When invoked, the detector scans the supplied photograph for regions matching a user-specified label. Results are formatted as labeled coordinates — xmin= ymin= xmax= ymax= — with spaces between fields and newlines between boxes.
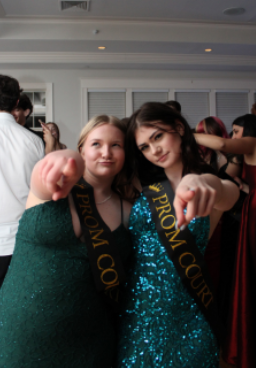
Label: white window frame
xmin=19 ymin=83 xmax=53 ymax=130
xmin=81 ymin=78 xmax=256 ymax=129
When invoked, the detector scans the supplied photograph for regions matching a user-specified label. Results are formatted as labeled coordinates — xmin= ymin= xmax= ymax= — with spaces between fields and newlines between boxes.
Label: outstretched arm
xmin=194 ymin=133 xmax=256 ymax=155
xmin=43 ymin=127 xmax=57 ymax=155
xmin=174 ymin=173 xmax=239 ymax=229
xmin=30 ymin=149 xmax=84 ymax=201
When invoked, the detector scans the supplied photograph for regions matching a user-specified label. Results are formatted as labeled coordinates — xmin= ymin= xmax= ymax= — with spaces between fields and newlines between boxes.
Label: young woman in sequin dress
xmin=117 ymin=102 xmax=239 ymax=368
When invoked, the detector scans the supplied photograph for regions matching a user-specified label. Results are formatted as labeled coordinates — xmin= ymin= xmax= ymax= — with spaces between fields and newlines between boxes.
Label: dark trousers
xmin=0 ymin=255 xmax=12 ymax=288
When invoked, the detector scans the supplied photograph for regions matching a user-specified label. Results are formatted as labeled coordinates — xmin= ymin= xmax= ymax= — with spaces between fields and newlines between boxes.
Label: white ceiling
xmin=2 ymin=0 xmax=256 ymax=23
xmin=0 ymin=0 xmax=256 ymax=71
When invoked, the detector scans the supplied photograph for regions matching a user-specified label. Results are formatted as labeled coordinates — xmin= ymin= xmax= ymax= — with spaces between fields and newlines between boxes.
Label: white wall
xmin=1 ymin=68 xmax=256 ymax=150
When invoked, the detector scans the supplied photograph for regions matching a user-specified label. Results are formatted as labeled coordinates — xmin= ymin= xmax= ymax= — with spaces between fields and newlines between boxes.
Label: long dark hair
xmin=227 ymin=114 xmax=256 ymax=166
xmin=196 ymin=116 xmax=229 ymax=166
xmin=232 ymin=114 xmax=256 ymax=138
xmin=126 ymin=102 xmax=213 ymax=186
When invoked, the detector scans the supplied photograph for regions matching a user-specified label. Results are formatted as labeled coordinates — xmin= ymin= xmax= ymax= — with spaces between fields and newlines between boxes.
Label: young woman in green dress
xmin=0 ymin=115 xmax=133 ymax=368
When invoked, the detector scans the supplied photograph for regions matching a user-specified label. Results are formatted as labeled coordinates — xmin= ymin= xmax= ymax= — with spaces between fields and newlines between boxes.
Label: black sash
xmin=71 ymin=178 xmax=126 ymax=307
xmin=143 ymin=179 xmax=222 ymax=344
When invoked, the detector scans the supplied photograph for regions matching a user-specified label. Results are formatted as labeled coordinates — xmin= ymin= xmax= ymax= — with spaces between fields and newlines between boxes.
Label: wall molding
xmin=1 ymin=17 xmax=256 ymax=29
xmin=1 ymin=52 xmax=256 ymax=67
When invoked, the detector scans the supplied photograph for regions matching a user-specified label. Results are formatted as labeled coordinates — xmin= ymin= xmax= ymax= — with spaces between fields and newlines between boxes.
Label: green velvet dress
xmin=0 ymin=198 xmax=132 ymax=368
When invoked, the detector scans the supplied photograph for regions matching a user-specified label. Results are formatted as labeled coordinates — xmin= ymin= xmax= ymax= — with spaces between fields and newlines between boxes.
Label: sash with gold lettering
xmin=71 ymin=177 xmax=126 ymax=307
xmin=143 ymin=179 xmax=222 ymax=344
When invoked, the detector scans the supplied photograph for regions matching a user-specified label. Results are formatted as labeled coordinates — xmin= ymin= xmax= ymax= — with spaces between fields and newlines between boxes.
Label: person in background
xmin=194 ymin=114 xmax=256 ymax=368
xmin=251 ymin=102 xmax=256 ymax=115
xmin=0 ymin=75 xmax=44 ymax=287
xmin=12 ymin=93 xmax=44 ymax=142
xmin=165 ymin=100 xmax=181 ymax=113
xmin=195 ymin=116 xmax=244 ymax=323
xmin=195 ymin=117 xmax=229 ymax=172
xmin=41 ymin=121 xmax=67 ymax=154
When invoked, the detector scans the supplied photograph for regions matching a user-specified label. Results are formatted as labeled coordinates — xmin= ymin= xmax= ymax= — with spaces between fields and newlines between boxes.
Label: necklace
xmin=95 ymin=193 xmax=112 ymax=205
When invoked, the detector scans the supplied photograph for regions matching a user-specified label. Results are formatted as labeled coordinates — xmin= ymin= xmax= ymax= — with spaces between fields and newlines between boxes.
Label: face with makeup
xmin=135 ymin=122 xmax=184 ymax=171
xmin=232 ymin=124 xmax=244 ymax=139
xmin=80 ymin=123 xmax=125 ymax=180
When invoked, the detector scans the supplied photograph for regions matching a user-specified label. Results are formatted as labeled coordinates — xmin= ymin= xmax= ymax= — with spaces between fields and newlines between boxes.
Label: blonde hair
xmin=77 ymin=115 xmax=137 ymax=200
xmin=77 ymin=115 xmax=126 ymax=151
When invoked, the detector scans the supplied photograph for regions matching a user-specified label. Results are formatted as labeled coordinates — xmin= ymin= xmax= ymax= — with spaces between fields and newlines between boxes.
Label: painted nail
xmin=175 ymin=220 xmax=179 ymax=230
xmin=180 ymin=224 xmax=187 ymax=231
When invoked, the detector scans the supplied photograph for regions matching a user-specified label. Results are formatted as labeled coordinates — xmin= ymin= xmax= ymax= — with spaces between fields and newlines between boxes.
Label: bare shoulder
xmin=26 ymin=190 xmax=49 ymax=210
xmin=122 ymin=199 xmax=133 ymax=229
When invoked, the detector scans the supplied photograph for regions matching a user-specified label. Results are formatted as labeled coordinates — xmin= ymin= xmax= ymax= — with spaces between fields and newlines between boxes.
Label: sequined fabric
xmin=117 ymin=194 xmax=219 ymax=368
xmin=0 ymin=198 xmax=132 ymax=368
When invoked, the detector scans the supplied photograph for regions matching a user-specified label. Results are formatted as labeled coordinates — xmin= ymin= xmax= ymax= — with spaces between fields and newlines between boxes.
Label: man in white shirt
xmin=0 ymin=75 xmax=44 ymax=287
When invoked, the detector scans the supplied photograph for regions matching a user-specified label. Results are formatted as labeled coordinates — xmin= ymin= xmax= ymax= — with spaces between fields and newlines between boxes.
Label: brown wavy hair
xmin=126 ymin=102 xmax=214 ymax=186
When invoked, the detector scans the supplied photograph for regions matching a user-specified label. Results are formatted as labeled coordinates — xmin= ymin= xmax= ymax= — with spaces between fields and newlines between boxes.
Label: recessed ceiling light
xmin=98 ymin=46 xmax=106 ymax=50
xmin=223 ymin=7 xmax=245 ymax=16
xmin=205 ymin=49 xmax=212 ymax=52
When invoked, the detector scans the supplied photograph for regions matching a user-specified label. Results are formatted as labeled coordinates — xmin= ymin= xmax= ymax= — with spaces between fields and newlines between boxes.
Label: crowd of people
xmin=0 ymin=74 xmax=255 ymax=368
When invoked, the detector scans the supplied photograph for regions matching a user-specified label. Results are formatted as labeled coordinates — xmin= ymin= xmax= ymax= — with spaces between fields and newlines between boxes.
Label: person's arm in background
xmin=43 ymin=126 xmax=56 ymax=154
xmin=194 ymin=133 xmax=256 ymax=155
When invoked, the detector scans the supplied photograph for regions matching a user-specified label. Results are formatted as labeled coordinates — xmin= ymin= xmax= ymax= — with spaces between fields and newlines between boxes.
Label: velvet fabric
xmin=223 ymin=162 xmax=256 ymax=368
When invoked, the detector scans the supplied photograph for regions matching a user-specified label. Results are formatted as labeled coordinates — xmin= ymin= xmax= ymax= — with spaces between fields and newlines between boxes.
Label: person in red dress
xmin=194 ymin=113 xmax=256 ymax=368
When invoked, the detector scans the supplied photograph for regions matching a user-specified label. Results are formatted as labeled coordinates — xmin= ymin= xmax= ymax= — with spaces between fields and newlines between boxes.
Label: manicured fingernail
xmin=189 ymin=187 xmax=195 ymax=192
xmin=180 ymin=224 xmax=187 ymax=231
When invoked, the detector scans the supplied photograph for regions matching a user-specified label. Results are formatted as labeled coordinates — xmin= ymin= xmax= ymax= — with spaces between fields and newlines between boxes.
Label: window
xmin=133 ymin=91 xmax=168 ymax=112
xmin=175 ymin=92 xmax=210 ymax=128
xmin=19 ymin=83 xmax=53 ymax=131
xmin=88 ymin=91 xmax=126 ymax=119
xmin=23 ymin=91 xmax=46 ymax=129
xmin=216 ymin=92 xmax=248 ymax=132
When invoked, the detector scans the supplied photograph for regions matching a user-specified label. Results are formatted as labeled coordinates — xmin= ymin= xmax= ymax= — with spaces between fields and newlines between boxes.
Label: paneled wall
xmin=1 ymin=68 xmax=256 ymax=149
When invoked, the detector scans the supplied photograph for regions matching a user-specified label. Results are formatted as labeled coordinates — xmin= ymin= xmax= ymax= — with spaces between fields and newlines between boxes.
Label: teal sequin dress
xmin=117 ymin=194 xmax=219 ymax=368
xmin=0 ymin=198 xmax=132 ymax=368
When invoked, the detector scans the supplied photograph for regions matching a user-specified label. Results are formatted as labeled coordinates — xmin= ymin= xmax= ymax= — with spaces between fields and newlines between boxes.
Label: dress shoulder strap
xmin=120 ymin=197 xmax=124 ymax=224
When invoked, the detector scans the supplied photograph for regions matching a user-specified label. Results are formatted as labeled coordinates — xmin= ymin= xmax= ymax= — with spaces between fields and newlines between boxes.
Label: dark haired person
xmin=194 ymin=114 xmax=256 ymax=368
xmin=195 ymin=116 xmax=246 ymax=330
xmin=117 ymin=102 xmax=239 ymax=367
xmin=0 ymin=75 xmax=44 ymax=287
xmin=196 ymin=117 xmax=229 ymax=172
xmin=165 ymin=99 xmax=181 ymax=113
xmin=12 ymin=93 xmax=44 ymax=142
xmin=251 ymin=102 xmax=256 ymax=115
